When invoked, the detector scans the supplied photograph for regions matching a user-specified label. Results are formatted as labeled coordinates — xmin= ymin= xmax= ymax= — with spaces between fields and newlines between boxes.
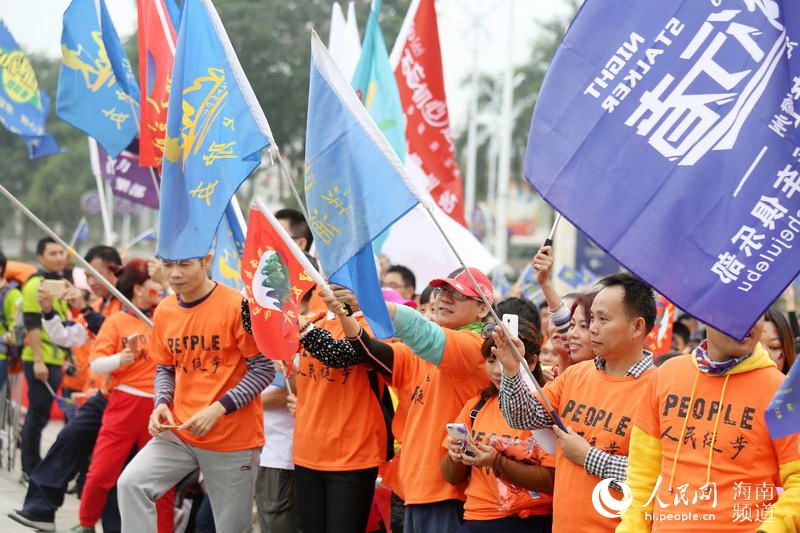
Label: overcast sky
xmin=0 ymin=0 xmax=572 ymax=131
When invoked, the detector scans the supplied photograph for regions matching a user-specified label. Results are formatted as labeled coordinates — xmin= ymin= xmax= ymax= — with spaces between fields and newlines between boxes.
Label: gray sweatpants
xmin=118 ymin=430 xmax=260 ymax=533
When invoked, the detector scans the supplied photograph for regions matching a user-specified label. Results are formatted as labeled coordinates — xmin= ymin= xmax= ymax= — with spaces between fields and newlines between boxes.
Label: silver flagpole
xmin=0 ymin=185 xmax=153 ymax=327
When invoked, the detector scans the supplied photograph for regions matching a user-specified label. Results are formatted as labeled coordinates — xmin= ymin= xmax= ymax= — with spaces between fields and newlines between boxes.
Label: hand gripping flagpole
xmin=419 ymin=199 xmax=567 ymax=431
xmin=0 ymin=184 xmax=153 ymax=328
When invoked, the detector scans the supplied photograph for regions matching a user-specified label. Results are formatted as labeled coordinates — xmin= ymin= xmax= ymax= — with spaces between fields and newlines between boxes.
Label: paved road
xmin=0 ymin=420 xmax=80 ymax=532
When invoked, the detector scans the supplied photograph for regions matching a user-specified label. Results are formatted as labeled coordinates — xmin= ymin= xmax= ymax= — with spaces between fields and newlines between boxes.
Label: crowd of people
xmin=0 ymin=208 xmax=796 ymax=533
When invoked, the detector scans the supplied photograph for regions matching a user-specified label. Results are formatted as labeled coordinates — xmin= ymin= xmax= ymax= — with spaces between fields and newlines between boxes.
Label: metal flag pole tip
xmin=543 ymin=212 xmax=562 ymax=248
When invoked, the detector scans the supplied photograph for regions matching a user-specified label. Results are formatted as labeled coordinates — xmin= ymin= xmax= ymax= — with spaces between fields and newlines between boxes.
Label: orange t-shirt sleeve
xmin=90 ymin=316 xmax=121 ymax=361
xmin=390 ymin=342 xmax=414 ymax=388
xmin=148 ymin=311 xmax=174 ymax=366
xmin=438 ymin=329 xmax=484 ymax=382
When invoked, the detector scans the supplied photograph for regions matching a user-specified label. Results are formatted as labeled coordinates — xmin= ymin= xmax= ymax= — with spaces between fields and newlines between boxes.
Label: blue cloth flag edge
xmin=308 ymin=32 xmax=422 ymax=338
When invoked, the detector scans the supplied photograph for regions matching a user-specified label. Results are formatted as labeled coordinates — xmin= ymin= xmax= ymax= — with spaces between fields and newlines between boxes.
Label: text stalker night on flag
xmin=306 ymin=32 xmax=420 ymax=339
xmin=0 ymin=21 xmax=61 ymax=159
xmin=157 ymin=0 xmax=274 ymax=261
xmin=391 ymin=0 xmax=466 ymax=225
xmin=242 ymin=203 xmax=315 ymax=362
xmin=136 ymin=0 xmax=179 ymax=167
xmin=525 ymin=1 xmax=800 ymax=340
xmin=57 ymin=0 xmax=140 ymax=157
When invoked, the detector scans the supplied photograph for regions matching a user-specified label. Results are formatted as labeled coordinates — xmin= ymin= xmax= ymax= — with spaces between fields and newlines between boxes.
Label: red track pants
xmin=79 ymin=389 xmax=175 ymax=531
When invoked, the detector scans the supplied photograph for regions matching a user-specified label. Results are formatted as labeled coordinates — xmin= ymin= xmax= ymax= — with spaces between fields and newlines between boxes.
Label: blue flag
xmin=526 ymin=1 xmax=800 ymax=339
xmin=157 ymin=0 xmax=274 ymax=261
xmin=212 ymin=202 xmax=246 ymax=290
xmin=351 ymin=0 xmax=406 ymax=160
xmin=306 ymin=33 xmax=420 ymax=339
xmin=0 ymin=21 xmax=61 ymax=158
xmin=766 ymin=358 xmax=800 ymax=439
xmin=57 ymin=0 xmax=140 ymax=157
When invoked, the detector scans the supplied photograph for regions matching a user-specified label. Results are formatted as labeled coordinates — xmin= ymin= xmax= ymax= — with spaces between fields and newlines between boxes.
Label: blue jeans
xmin=21 ymin=361 xmax=62 ymax=474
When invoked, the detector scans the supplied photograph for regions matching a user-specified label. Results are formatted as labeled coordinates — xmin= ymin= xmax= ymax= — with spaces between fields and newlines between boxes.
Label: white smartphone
xmin=502 ymin=313 xmax=519 ymax=337
xmin=445 ymin=423 xmax=476 ymax=455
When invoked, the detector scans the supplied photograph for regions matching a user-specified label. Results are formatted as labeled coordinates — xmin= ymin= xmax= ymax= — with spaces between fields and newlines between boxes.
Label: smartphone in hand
xmin=41 ymin=280 xmax=67 ymax=299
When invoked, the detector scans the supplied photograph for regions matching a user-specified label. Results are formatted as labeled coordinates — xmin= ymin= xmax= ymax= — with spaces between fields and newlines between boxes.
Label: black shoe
xmin=7 ymin=508 xmax=55 ymax=532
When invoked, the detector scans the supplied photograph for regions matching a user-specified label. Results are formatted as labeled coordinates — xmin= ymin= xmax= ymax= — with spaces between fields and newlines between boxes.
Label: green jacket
xmin=0 ymin=284 xmax=21 ymax=361
xmin=20 ymin=275 xmax=69 ymax=365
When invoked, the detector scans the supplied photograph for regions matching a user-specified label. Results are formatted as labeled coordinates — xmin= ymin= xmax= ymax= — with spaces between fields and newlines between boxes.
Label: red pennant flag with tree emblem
xmin=242 ymin=204 xmax=315 ymax=361
xmin=136 ymin=0 xmax=177 ymax=167
xmin=645 ymin=295 xmax=676 ymax=357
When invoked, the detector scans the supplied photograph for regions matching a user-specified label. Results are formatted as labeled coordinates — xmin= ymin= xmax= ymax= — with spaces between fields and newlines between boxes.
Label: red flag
xmin=392 ymin=0 xmax=466 ymax=226
xmin=136 ymin=0 xmax=177 ymax=168
xmin=645 ymin=295 xmax=676 ymax=357
xmin=241 ymin=205 xmax=315 ymax=361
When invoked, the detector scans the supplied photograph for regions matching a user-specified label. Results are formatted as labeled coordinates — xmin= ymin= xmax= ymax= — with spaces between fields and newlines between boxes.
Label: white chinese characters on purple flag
xmin=98 ymin=146 xmax=160 ymax=209
xmin=526 ymin=0 xmax=800 ymax=340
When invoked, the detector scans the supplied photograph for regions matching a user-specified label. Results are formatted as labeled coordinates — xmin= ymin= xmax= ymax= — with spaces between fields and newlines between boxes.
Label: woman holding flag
xmin=69 ymin=259 xmax=174 ymax=533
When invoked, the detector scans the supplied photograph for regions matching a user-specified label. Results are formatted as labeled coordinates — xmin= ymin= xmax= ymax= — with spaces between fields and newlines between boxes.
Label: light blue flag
xmin=306 ymin=33 xmax=419 ymax=339
xmin=212 ymin=202 xmax=246 ymax=290
xmin=351 ymin=0 xmax=406 ymax=160
xmin=0 ymin=21 xmax=61 ymax=159
xmin=57 ymin=0 xmax=140 ymax=157
xmin=157 ymin=0 xmax=274 ymax=261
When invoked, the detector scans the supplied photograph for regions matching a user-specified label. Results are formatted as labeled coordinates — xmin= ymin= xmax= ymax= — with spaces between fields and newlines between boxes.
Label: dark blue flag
xmin=526 ymin=0 xmax=800 ymax=339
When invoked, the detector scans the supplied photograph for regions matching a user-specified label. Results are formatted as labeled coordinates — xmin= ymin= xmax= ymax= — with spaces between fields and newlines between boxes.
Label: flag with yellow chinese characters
xmin=57 ymin=0 xmax=140 ymax=157
xmin=136 ymin=0 xmax=179 ymax=167
xmin=157 ymin=0 xmax=274 ymax=261
xmin=211 ymin=202 xmax=245 ymax=290
xmin=305 ymin=33 xmax=420 ymax=339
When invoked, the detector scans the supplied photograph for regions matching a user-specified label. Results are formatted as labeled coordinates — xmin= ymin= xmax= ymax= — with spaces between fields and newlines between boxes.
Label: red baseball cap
xmin=429 ymin=267 xmax=494 ymax=306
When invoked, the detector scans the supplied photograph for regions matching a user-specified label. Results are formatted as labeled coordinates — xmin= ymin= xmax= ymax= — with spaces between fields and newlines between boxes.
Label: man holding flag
xmin=117 ymin=1 xmax=276 ymax=531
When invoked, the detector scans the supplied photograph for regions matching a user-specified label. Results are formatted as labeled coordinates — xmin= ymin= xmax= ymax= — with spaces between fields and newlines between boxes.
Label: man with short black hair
xmin=497 ymin=270 xmax=657 ymax=533
xmin=275 ymin=209 xmax=313 ymax=253
xmin=20 ymin=237 xmax=68 ymax=477
xmin=671 ymin=321 xmax=691 ymax=353
xmin=382 ymin=264 xmax=416 ymax=301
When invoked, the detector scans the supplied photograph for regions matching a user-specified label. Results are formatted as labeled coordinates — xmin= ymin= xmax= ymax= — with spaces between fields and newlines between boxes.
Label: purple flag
xmin=98 ymin=146 xmax=160 ymax=209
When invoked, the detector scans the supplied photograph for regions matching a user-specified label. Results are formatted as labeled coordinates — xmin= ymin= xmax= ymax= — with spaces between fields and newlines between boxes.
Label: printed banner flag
xmin=58 ymin=0 xmax=140 ymax=157
xmin=242 ymin=203 xmax=315 ymax=362
xmin=212 ymin=202 xmax=246 ymax=290
xmin=766 ymin=359 xmax=800 ymax=439
xmin=136 ymin=0 xmax=179 ymax=167
xmin=645 ymin=295 xmax=676 ymax=356
xmin=0 ymin=21 xmax=61 ymax=158
xmin=306 ymin=32 xmax=420 ymax=339
xmin=157 ymin=0 xmax=274 ymax=260
xmin=391 ymin=0 xmax=466 ymax=225
xmin=525 ymin=1 xmax=800 ymax=339
xmin=97 ymin=145 xmax=160 ymax=209
xmin=351 ymin=0 xmax=406 ymax=160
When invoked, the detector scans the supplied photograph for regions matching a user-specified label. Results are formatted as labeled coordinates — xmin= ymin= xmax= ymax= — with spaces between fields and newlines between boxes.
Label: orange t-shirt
xmin=293 ymin=313 xmax=389 ymax=471
xmin=91 ymin=311 xmax=157 ymax=394
xmin=150 ymin=284 xmax=263 ymax=452
xmin=633 ymin=354 xmax=800 ymax=532
xmin=543 ymin=359 xmax=655 ymax=533
xmin=449 ymin=395 xmax=554 ymax=521
xmin=390 ymin=328 xmax=489 ymax=504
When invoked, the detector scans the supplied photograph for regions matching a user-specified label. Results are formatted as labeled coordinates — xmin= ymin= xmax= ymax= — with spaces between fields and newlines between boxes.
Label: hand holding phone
xmin=41 ymin=279 xmax=67 ymax=299
xmin=446 ymin=423 xmax=477 ymax=457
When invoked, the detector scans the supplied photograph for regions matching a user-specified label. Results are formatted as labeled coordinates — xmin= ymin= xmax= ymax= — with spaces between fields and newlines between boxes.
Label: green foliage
xmin=260 ymin=251 xmax=290 ymax=303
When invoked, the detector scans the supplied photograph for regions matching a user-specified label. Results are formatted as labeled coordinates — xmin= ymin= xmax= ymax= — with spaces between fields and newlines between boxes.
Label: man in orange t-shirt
xmin=618 ymin=320 xmax=800 ymax=532
xmin=497 ymin=272 xmax=657 ymax=533
xmin=117 ymin=255 xmax=275 ymax=533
